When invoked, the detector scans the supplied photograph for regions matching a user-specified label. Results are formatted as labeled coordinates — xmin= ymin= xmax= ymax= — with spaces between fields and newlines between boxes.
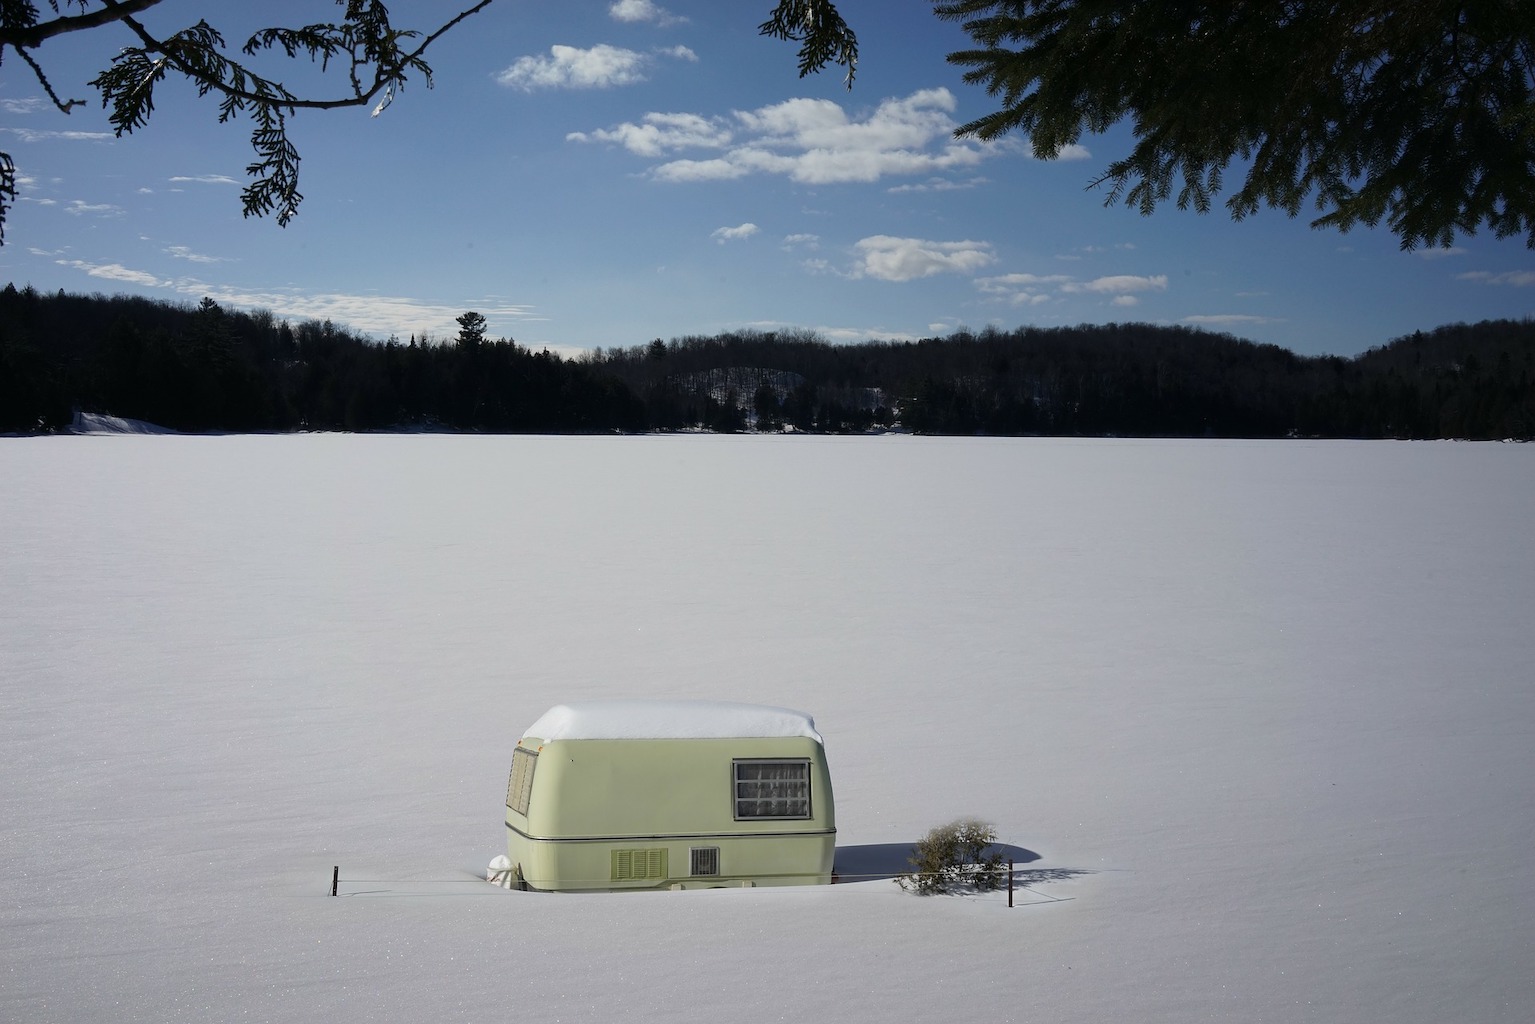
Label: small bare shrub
xmin=897 ymin=818 xmax=1005 ymax=895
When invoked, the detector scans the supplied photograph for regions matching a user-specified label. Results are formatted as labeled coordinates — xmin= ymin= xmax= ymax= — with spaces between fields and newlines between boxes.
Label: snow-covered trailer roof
xmin=522 ymin=699 xmax=823 ymax=744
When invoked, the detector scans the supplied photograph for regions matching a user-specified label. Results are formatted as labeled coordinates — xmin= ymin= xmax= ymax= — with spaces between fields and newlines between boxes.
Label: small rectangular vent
xmin=690 ymin=847 xmax=720 ymax=877
xmin=611 ymin=848 xmax=668 ymax=881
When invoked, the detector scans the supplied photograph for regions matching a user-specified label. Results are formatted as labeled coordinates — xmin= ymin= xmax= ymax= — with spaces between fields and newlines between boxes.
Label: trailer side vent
xmin=690 ymin=846 xmax=720 ymax=877
xmin=611 ymin=848 xmax=668 ymax=881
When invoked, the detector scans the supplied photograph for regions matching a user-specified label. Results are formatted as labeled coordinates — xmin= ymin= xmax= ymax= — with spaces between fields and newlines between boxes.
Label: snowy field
xmin=2 ymin=434 xmax=1532 ymax=1023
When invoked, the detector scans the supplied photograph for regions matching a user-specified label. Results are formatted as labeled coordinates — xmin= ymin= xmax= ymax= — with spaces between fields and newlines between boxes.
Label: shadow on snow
xmin=833 ymin=842 xmax=1049 ymax=883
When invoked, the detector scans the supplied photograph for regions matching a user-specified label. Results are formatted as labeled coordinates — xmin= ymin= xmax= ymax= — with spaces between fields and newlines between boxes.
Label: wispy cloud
xmin=608 ymin=0 xmax=686 ymax=25
xmin=974 ymin=272 xmax=1073 ymax=306
xmin=57 ymin=260 xmax=164 ymax=287
xmin=169 ymin=175 xmax=240 ymax=186
xmin=975 ymin=271 xmax=1165 ymax=306
xmin=730 ymin=319 xmax=925 ymax=345
xmin=782 ymin=233 xmax=820 ymax=250
xmin=575 ymin=88 xmax=1002 ymax=186
xmin=165 ymin=245 xmax=229 ymax=265
xmin=1182 ymin=314 xmax=1285 ymax=327
xmin=51 ymin=258 xmax=542 ymax=339
xmin=1 ymin=98 xmax=50 ymax=115
xmin=1061 ymin=274 xmax=1168 ymax=295
xmin=568 ymin=112 xmax=730 ymax=157
xmin=853 ymin=235 xmax=995 ymax=282
xmin=3 ymin=127 xmax=113 ymax=143
xmin=1036 ymin=143 xmax=1091 ymax=160
xmin=1416 ymin=246 xmax=1467 ymax=260
xmin=19 ymin=190 xmax=57 ymax=206
xmin=1456 ymin=270 xmax=1535 ymax=287
xmin=886 ymin=176 xmax=989 ymax=194
xmin=496 ymin=44 xmax=691 ymax=90
xmin=64 ymin=200 xmax=124 ymax=218
xmin=711 ymin=223 xmax=759 ymax=244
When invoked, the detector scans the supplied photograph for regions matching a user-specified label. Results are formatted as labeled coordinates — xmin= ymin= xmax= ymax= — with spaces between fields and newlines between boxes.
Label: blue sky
xmin=3 ymin=0 xmax=1531 ymax=358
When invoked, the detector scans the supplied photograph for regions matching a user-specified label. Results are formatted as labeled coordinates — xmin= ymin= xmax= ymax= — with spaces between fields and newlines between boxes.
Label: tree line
xmin=0 ymin=286 xmax=642 ymax=434
xmin=2 ymin=283 xmax=1531 ymax=439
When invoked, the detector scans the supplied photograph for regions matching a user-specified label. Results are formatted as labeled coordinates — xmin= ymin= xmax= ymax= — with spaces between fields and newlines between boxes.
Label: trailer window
xmin=733 ymin=759 xmax=811 ymax=819
xmin=506 ymin=748 xmax=537 ymax=816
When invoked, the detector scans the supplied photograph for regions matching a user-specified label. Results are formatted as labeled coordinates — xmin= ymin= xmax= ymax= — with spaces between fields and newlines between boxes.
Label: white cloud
xmin=853 ymin=235 xmax=995 ymax=282
xmin=1182 ymin=314 xmax=1285 ymax=327
xmin=496 ymin=44 xmax=653 ymax=90
xmin=886 ymin=176 xmax=988 ymax=194
xmin=1036 ymin=142 xmax=1091 ymax=161
xmin=974 ymin=272 xmax=1072 ymax=306
xmin=711 ymin=223 xmax=759 ymax=244
xmin=3 ymin=127 xmax=113 ymax=143
xmin=608 ymin=0 xmax=685 ymax=24
xmin=721 ymin=319 xmax=925 ymax=345
xmin=166 ymin=246 xmax=229 ymax=265
xmin=658 ymin=45 xmax=697 ymax=62
xmin=577 ymin=88 xmax=1001 ymax=186
xmin=650 ymin=157 xmax=747 ymax=182
xmin=976 ymin=272 xmax=1072 ymax=290
xmin=56 ymin=259 xmax=164 ymax=287
xmin=975 ymin=270 xmax=1169 ymax=306
xmin=1061 ymin=274 xmax=1168 ymax=295
xmin=190 ymin=290 xmax=544 ymax=340
xmin=1 ymin=98 xmax=49 ymax=114
xmin=815 ymin=325 xmax=925 ymax=344
xmin=1416 ymin=246 xmax=1467 ymax=259
xmin=1456 ymin=270 xmax=1535 ymax=287
xmin=169 ymin=175 xmax=239 ymax=186
xmin=567 ymin=112 xmax=731 ymax=157
xmin=1070 ymin=242 xmax=1137 ymax=256
xmin=64 ymin=200 xmax=123 ymax=218
xmin=51 ymin=259 xmax=541 ymax=339
xmin=782 ymin=233 xmax=820 ymax=250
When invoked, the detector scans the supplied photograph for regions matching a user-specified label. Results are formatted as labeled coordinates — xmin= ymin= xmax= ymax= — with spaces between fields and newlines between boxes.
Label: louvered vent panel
xmin=690 ymin=847 xmax=720 ymax=877
xmin=611 ymin=848 xmax=668 ymax=881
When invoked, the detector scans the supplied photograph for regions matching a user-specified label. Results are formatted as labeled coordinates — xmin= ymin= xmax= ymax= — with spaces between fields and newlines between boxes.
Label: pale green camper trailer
xmin=503 ymin=700 xmax=835 ymax=891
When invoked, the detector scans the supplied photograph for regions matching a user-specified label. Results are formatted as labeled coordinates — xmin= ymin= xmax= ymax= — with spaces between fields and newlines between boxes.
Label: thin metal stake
xmin=1008 ymin=859 xmax=1014 ymax=908
xmin=331 ymin=865 xmax=339 ymax=897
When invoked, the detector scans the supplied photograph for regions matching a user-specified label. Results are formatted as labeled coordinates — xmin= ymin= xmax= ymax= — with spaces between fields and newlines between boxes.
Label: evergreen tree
xmin=930 ymin=1 xmax=1535 ymax=249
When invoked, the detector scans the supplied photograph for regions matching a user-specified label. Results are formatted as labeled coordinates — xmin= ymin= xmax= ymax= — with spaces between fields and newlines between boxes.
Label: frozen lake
xmin=3 ymin=434 xmax=1532 ymax=1022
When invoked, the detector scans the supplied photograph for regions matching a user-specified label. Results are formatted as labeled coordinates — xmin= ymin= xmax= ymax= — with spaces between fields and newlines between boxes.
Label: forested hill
xmin=2 ymin=284 xmax=1531 ymax=439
